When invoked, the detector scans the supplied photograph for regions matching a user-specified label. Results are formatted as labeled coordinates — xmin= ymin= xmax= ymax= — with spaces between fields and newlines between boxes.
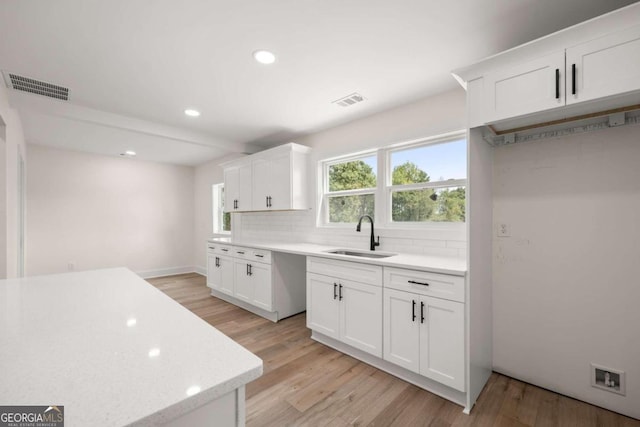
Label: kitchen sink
xmin=325 ymin=249 xmax=397 ymax=259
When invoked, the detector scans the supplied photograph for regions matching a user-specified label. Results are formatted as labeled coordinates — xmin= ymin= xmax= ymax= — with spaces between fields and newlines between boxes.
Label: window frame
xmin=385 ymin=135 xmax=467 ymax=227
xmin=212 ymin=183 xmax=231 ymax=235
xmin=318 ymin=131 xmax=467 ymax=229
xmin=320 ymin=151 xmax=378 ymax=227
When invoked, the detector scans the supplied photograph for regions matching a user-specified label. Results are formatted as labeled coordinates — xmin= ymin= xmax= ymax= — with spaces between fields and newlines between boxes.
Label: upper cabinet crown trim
xmin=220 ymin=142 xmax=311 ymax=169
xmin=452 ymin=3 xmax=640 ymax=83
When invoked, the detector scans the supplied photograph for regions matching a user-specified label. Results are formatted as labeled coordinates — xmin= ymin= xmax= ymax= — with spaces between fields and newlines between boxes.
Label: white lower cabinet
xmin=206 ymin=242 xmax=306 ymax=322
xmin=383 ymin=288 xmax=465 ymax=391
xmin=419 ymin=296 xmax=465 ymax=391
xmin=307 ymin=257 xmax=467 ymax=399
xmin=339 ymin=279 xmax=382 ymax=356
xmin=207 ymin=254 xmax=234 ymax=296
xmin=306 ymin=272 xmax=340 ymax=338
xmin=233 ymin=259 xmax=272 ymax=311
xmin=206 ymin=244 xmax=234 ymax=296
xmin=306 ymin=258 xmax=383 ymax=358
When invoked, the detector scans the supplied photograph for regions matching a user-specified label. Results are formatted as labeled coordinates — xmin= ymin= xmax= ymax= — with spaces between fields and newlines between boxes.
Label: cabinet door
xmin=250 ymin=262 xmax=272 ymax=311
xmin=234 ymin=261 xmax=253 ymax=303
xmin=306 ymin=273 xmax=339 ymax=340
xmin=218 ymin=255 xmax=235 ymax=296
xmin=237 ymin=163 xmax=253 ymax=211
xmin=383 ymin=288 xmax=420 ymax=373
xmin=566 ymin=24 xmax=640 ymax=105
xmin=251 ymin=158 xmax=271 ymax=210
xmin=266 ymin=152 xmax=292 ymax=210
xmin=223 ymin=167 xmax=239 ymax=213
xmin=339 ymin=280 xmax=382 ymax=357
xmin=206 ymin=253 xmax=220 ymax=290
xmin=485 ymin=51 xmax=565 ymax=123
xmin=419 ymin=296 xmax=465 ymax=391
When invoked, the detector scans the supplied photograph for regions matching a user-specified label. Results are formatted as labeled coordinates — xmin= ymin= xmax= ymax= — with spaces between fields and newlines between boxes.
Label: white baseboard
xmin=194 ymin=265 xmax=206 ymax=276
xmin=137 ymin=266 xmax=202 ymax=279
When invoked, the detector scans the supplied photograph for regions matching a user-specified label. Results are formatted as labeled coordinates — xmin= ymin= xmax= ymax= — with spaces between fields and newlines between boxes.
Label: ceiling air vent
xmin=2 ymin=71 xmax=69 ymax=101
xmin=332 ymin=92 xmax=365 ymax=107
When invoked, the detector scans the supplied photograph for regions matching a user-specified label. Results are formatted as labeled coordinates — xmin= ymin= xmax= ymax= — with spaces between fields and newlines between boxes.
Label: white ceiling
xmin=1 ymin=0 xmax=637 ymax=165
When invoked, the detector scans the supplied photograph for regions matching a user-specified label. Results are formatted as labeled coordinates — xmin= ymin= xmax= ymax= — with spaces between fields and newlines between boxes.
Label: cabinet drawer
xmin=233 ymin=246 xmax=250 ymax=258
xmin=249 ymin=248 xmax=272 ymax=264
xmin=307 ymin=257 xmax=382 ymax=287
xmin=384 ymin=267 xmax=465 ymax=303
xmin=207 ymin=243 xmax=232 ymax=255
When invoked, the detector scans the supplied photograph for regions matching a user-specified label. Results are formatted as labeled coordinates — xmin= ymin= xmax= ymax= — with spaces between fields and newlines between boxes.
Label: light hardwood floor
xmin=147 ymin=273 xmax=639 ymax=427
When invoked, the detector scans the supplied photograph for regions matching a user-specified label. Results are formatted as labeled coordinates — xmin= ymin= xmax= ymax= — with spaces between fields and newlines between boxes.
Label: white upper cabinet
xmin=224 ymin=163 xmax=252 ymax=212
xmin=454 ymin=4 xmax=640 ymax=130
xmin=566 ymin=24 xmax=640 ymax=106
xmin=484 ymin=51 xmax=565 ymax=123
xmin=222 ymin=143 xmax=311 ymax=212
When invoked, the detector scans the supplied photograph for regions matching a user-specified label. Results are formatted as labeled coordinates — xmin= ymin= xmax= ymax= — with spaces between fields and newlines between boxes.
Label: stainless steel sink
xmin=325 ymin=249 xmax=396 ymax=259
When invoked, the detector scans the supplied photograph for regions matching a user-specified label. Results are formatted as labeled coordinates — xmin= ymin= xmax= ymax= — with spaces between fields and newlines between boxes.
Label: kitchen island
xmin=0 ymin=268 xmax=262 ymax=426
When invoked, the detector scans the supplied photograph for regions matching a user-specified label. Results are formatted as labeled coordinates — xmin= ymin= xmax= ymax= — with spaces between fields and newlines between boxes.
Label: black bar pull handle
xmin=237 ymin=251 xmax=245 ymax=255
xmin=221 ymin=248 xmax=229 ymax=252
xmin=571 ymin=63 xmax=576 ymax=95
xmin=333 ymin=283 xmax=337 ymax=300
xmin=215 ymin=256 xmax=219 ymax=267
xmin=421 ymin=301 xmax=425 ymax=323
xmin=255 ymin=254 xmax=264 ymax=258
xmin=408 ymin=280 xmax=429 ymax=287
xmin=266 ymin=196 xmax=269 ymax=207
xmin=339 ymin=284 xmax=343 ymax=301
xmin=412 ymin=300 xmax=416 ymax=321
xmin=555 ymin=68 xmax=560 ymax=99
xmin=269 ymin=196 xmax=272 ymax=207
xmin=246 ymin=263 xmax=249 ymax=276
xmin=248 ymin=264 xmax=252 ymax=276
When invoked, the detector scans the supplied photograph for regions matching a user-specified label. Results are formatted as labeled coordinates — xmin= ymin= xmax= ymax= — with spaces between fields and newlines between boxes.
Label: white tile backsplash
xmin=234 ymin=210 xmax=467 ymax=258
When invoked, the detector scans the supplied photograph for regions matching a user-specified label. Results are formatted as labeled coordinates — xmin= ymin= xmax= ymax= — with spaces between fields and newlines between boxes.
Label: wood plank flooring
xmin=147 ymin=273 xmax=639 ymax=427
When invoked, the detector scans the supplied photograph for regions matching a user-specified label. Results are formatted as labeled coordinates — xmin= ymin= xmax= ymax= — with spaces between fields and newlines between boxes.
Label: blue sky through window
xmin=391 ymin=139 xmax=466 ymax=181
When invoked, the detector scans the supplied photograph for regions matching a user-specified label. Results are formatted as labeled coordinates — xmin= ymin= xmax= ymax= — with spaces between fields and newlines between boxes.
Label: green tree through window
xmin=328 ymin=160 xmax=376 ymax=222
xmin=391 ymin=161 xmax=465 ymax=222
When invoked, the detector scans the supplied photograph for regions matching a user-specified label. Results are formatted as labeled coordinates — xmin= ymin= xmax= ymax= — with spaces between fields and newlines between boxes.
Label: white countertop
xmin=208 ymin=238 xmax=467 ymax=276
xmin=0 ymin=268 xmax=262 ymax=426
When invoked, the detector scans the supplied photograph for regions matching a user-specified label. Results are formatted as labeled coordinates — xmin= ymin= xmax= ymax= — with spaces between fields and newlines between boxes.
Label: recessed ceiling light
xmin=184 ymin=109 xmax=201 ymax=117
xmin=253 ymin=50 xmax=276 ymax=64
xmin=120 ymin=150 xmax=136 ymax=157
xmin=148 ymin=348 xmax=161 ymax=358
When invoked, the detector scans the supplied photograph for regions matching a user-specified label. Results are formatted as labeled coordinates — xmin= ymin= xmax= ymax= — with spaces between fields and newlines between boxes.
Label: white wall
xmin=233 ymin=89 xmax=468 ymax=257
xmin=193 ymin=153 xmax=244 ymax=271
xmin=0 ymin=83 xmax=27 ymax=279
xmin=492 ymin=124 xmax=640 ymax=419
xmin=26 ymin=145 xmax=195 ymax=277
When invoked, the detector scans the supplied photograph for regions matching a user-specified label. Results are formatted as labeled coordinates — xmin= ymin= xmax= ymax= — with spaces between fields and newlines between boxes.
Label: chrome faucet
xmin=356 ymin=215 xmax=380 ymax=251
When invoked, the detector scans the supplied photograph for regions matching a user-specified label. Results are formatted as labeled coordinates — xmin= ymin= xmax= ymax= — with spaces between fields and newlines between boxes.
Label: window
xmin=388 ymin=138 xmax=466 ymax=223
xmin=324 ymin=154 xmax=376 ymax=224
xmin=212 ymin=183 xmax=231 ymax=234
xmin=320 ymin=132 xmax=466 ymax=226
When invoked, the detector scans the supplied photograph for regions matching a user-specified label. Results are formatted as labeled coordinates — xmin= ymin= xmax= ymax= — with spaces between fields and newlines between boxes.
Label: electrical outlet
xmin=591 ymin=363 xmax=625 ymax=395
xmin=497 ymin=223 xmax=510 ymax=237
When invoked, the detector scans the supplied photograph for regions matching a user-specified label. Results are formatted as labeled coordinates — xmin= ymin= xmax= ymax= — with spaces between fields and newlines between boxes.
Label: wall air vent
xmin=332 ymin=92 xmax=365 ymax=107
xmin=2 ymin=71 xmax=69 ymax=101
